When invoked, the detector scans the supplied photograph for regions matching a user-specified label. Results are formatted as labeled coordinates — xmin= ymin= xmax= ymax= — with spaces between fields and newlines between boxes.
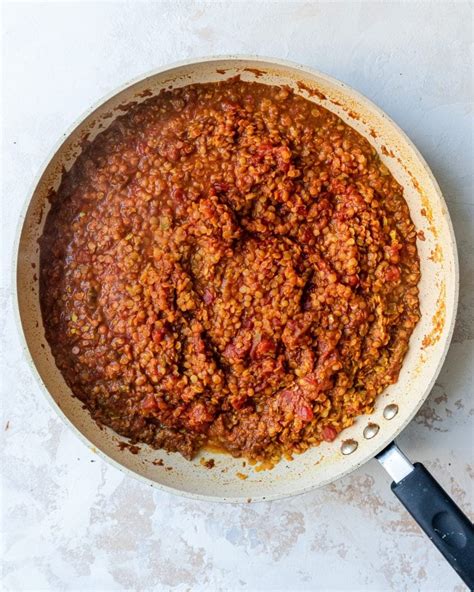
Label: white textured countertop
xmin=2 ymin=2 xmax=473 ymax=590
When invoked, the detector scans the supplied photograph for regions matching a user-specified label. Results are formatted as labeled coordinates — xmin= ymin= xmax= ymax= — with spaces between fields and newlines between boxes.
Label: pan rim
xmin=13 ymin=54 xmax=459 ymax=503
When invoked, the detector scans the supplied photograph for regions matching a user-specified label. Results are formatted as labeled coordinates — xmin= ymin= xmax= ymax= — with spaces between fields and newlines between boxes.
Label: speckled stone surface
xmin=2 ymin=2 xmax=473 ymax=590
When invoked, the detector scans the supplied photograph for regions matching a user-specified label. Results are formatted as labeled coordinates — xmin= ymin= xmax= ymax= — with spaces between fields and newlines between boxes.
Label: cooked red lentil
xmin=40 ymin=78 xmax=420 ymax=462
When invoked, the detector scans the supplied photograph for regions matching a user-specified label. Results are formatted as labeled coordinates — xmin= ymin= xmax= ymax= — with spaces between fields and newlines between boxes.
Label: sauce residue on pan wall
xmin=422 ymin=282 xmax=446 ymax=349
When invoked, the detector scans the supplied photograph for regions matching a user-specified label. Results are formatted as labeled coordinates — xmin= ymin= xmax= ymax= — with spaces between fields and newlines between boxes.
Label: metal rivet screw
xmin=341 ymin=439 xmax=358 ymax=455
xmin=363 ymin=423 xmax=380 ymax=439
xmin=383 ymin=404 xmax=399 ymax=420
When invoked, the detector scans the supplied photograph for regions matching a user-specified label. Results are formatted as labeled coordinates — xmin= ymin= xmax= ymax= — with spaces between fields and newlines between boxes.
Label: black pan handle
xmin=377 ymin=443 xmax=474 ymax=589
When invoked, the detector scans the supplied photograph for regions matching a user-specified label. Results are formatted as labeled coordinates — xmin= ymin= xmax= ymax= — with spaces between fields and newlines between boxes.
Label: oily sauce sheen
xmin=40 ymin=79 xmax=420 ymax=462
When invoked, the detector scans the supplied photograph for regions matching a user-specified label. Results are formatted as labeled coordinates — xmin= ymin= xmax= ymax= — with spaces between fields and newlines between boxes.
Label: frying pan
xmin=14 ymin=56 xmax=473 ymax=586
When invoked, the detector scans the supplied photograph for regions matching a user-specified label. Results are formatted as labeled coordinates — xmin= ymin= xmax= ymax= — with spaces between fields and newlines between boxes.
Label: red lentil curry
xmin=40 ymin=78 xmax=420 ymax=463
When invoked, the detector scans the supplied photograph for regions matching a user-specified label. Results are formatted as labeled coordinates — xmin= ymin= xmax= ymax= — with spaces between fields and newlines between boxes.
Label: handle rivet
xmin=341 ymin=439 xmax=358 ymax=455
xmin=383 ymin=404 xmax=399 ymax=420
xmin=363 ymin=423 xmax=380 ymax=439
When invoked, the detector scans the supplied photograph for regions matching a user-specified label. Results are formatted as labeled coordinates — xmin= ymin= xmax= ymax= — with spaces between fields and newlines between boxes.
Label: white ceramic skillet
xmin=14 ymin=57 xmax=473 ymax=584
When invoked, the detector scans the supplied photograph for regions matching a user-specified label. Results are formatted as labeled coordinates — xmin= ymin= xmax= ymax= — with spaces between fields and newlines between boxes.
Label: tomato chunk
xmin=322 ymin=425 xmax=338 ymax=442
xmin=141 ymin=393 xmax=158 ymax=411
xmin=385 ymin=265 xmax=401 ymax=282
